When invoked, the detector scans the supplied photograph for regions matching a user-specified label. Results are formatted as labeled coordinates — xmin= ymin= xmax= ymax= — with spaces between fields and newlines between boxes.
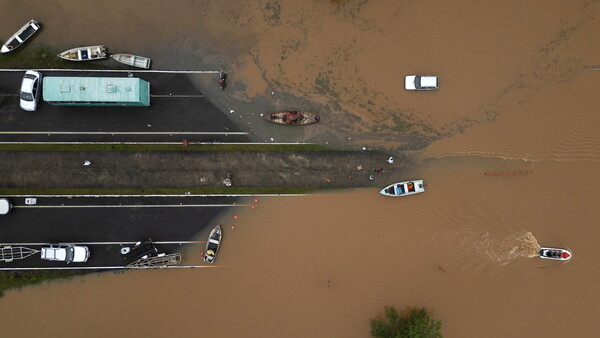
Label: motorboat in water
xmin=380 ymin=180 xmax=425 ymax=197
xmin=539 ymin=247 xmax=571 ymax=261
xmin=203 ymin=225 xmax=222 ymax=264
xmin=111 ymin=53 xmax=151 ymax=69
xmin=58 ymin=45 xmax=107 ymax=61
xmin=1 ymin=19 xmax=41 ymax=53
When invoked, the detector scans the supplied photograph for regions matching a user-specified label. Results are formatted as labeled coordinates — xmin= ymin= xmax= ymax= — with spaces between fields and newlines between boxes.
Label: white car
xmin=405 ymin=75 xmax=438 ymax=91
xmin=0 ymin=198 xmax=11 ymax=215
xmin=41 ymin=244 xmax=90 ymax=263
xmin=20 ymin=70 xmax=42 ymax=111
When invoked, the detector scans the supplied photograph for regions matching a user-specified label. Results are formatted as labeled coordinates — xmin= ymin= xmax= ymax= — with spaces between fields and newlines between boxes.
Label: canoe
xmin=380 ymin=180 xmax=425 ymax=197
xmin=264 ymin=111 xmax=320 ymax=126
xmin=1 ymin=19 xmax=41 ymax=53
xmin=203 ymin=225 xmax=222 ymax=264
xmin=111 ymin=53 xmax=151 ymax=69
xmin=58 ymin=45 xmax=107 ymax=61
xmin=539 ymin=247 xmax=571 ymax=261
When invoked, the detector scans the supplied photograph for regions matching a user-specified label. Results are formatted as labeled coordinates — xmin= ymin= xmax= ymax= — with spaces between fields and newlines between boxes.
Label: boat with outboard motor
xmin=203 ymin=225 xmax=222 ymax=264
xmin=1 ymin=19 xmax=41 ymax=54
xmin=539 ymin=247 xmax=571 ymax=261
xmin=380 ymin=180 xmax=425 ymax=197
xmin=58 ymin=45 xmax=107 ymax=61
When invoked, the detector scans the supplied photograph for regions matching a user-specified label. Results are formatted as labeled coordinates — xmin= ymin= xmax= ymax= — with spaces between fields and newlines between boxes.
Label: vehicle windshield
xmin=66 ymin=247 xmax=74 ymax=261
xmin=20 ymin=92 xmax=33 ymax=101
xmin=24 ymin=74 xmax=36 ymax=80
xmin=415 ymin=76 xmax=421 ymax=88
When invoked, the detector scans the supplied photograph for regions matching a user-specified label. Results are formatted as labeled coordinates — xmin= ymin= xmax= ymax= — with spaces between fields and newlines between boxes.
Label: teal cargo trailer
xmin=42 ymin=76 xmax=150 ymax=106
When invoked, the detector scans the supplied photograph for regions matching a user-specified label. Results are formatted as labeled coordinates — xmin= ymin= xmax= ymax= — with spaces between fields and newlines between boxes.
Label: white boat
xmin=1 ymin=19 xmax=41 ymax=53
xmin=58 ymin=45 xmax=107 ymax=61
xmin=203 ymin=225 xmax=222 ymax=264
xmin=380 ymin=180 xmax=425 ymax=197
xmin=539 ymin=247 xmax=572 ymax=261
xmin=111 ymin=53 xmax=151 ymax=69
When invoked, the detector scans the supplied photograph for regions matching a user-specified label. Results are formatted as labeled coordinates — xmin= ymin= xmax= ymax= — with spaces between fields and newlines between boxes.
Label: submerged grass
xmin=0 ymin=270 xmax=90 ymax=297
xmin=0 ymin=187 xmax=339 ymax=195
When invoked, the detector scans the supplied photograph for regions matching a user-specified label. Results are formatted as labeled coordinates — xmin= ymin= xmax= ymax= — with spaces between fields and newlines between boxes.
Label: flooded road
xmin=1 ymin=0 xmax=600 ymax=337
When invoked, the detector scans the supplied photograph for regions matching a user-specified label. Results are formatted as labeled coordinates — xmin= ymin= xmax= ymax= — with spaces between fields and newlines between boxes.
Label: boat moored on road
xmin=380 ymin=180 xmax=425 ymax=197
xmin=1 ymin=19 xmax=41 ymax=53
xmin=264 ymin=111 xmax=320 ymax=126
xmin=203 ymin=225 xmax=222 ymax=264
xmin=539 ymin=247 xmax=572 ymax=261
xmin=111 ymin=53 xmax=151 ymax=69
xmin=58 ymin=45 xmax=107 ymax=61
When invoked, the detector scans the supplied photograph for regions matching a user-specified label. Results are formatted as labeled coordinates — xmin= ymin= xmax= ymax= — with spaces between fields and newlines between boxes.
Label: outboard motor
xmin=218 ymin=71 xmax=227 ymax=90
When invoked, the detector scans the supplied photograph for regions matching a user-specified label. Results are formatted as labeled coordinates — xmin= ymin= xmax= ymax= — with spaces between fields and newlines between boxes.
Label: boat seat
xmin=209 ymin=239 xmax=220 ymax=245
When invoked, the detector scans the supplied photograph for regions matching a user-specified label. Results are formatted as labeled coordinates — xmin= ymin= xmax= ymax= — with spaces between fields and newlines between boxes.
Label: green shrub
xmin=370 ymin=306 xmax=442 ymax=338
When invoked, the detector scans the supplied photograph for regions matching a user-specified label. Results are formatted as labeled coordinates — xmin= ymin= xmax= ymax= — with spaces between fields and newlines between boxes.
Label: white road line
xmin=0 ymin=241 xmax=203 ymax=245
xmin=4 ymin=194 xmax=304 ymax=197
xmin=0 ymin=266 xmax=211 ymax=270
xmin=13 ymin=204 xmax=250 ymax=208
xmin=0 ymin=69 xmax=220 ymax=73
xmin=0 ymin=131 xmax=247 ymax=135
xmin=150 ymin=94 xmax=204 ymax=98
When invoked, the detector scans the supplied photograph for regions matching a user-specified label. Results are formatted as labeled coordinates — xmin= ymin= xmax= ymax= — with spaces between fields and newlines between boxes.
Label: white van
xmin=405 ymin=75 xmax=439 ymax=90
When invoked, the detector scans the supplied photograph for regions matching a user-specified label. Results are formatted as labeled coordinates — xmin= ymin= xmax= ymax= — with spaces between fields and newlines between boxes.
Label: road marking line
xmin=13 ymin=204 xmax=250 ymax=209
xmin=0 ymin=131 xmax=247 ymax=135
xmin=0 ymin=69 xmax=220 ymax=73
xmin=0 ymin=241 xmax=204 ymax=245
xmin=0 ymin=266 xmax=211 ymax=270
xmin=150 ymin=94 xmax=204 ymax=98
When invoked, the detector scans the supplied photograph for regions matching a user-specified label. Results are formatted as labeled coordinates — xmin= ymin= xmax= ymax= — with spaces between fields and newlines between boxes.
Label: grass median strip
xmin=0 ymin=187 xmax=347 ymax=196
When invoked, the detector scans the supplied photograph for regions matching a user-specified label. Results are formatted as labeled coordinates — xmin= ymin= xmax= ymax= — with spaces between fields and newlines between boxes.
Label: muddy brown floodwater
xmin=1 ymin=0 xmax=600 ymax=337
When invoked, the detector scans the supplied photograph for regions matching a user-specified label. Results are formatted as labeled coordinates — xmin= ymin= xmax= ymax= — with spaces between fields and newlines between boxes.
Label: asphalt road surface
xmin=0 ymin=195 xmax=244 ymax=268
xmin=0 ymin=70 xmax=248 ymax=143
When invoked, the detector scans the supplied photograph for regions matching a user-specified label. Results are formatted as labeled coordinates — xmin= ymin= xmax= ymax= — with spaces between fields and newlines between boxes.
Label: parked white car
xmin=405 ymin=75 xmax=438 ymax=91
xmin=0 ymin=198 xmax=12 ymax=215
xmin=41 ymin=244 xmax=90 ymax=263
xmin=20 ymin=70 xmax=42 ymax=111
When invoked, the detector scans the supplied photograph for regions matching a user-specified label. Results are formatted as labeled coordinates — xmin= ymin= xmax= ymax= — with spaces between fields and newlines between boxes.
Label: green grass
xmin=0 ymin=143 xmax=340 ymax=152
xmin=0 ymin=44 xmax=124 ymax=70
xmin=0 ymin=270 xmax=89 ymax=297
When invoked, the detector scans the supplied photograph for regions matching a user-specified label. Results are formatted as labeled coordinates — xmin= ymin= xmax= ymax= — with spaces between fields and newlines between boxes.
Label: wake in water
xmin=470 ymin=230 xmax=541 ymax=264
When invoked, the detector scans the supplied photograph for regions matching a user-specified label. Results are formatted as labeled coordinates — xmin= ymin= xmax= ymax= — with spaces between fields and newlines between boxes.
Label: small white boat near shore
xmin=203 ymin=225 xmax=222 ymax=264
xmin=58 ymin=45 xmax=107 ymax=61
xmin=1 ymin=19 xmax=41 ymax=53
xmin=111 ymin=53 xmax=151 ymax=69
xmin=539 ymin=247 xmax=571 ymax=261
xmin=380 ymin=180 xmax=425 ymax=197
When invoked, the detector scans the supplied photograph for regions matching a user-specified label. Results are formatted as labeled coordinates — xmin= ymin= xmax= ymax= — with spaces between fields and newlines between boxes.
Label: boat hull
xmin=380 ymin=180 xmax=425 ymax=197
xmin=264 ymin=111 xmax=320 ymax=126
xmin=203 ymin=225 xmax=222 ymax=264
xmin=58 ymin=45 xmax=107 ymax=61
xmin=1 ymin=19 xmax=41 ymax=54
xmin=111 ymin=54 xmax=151 ymax=69
xmin=539 ymin=247 xmax=571 ymax=261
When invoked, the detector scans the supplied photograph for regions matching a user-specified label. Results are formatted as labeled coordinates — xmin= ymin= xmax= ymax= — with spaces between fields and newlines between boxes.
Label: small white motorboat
xmin=1 ymin=19 xmax=41 ymax=53
xmin=380 ymin=180 xmax=425 ymax=197
xmin=111 ymin=53 xmax=151 ymax=69
xmin=203 ymin=225 xmax=222 ymax=264
xmin=58 ymin=45 xmax=107 ymax=61
xmin=539 ymin=247 xmax=572 ymax=261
